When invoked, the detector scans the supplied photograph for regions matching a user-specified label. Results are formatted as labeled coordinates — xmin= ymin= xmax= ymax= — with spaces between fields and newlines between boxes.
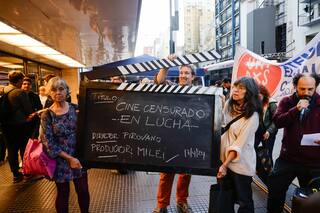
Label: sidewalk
xmin=0 ymin=129 xmax=297 ymax=212
xmin=0 ymin=160 xmax=273 ymax=213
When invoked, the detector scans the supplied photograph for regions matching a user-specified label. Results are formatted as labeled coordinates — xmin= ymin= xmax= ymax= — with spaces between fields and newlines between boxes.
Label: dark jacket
xmin=28 ymin=91 xmax=42 ymax=113
xmin=27 ymin=91 xmax=43 ymax=138
xmin=3 ymin=85 xmax=33 ymax=125
xmin=262 ymin=101 xmax=278 ymax=136
xmin=255 ymin=101 xmax=278 ymax=147
xmin=274 ymin=92 xmax=320 ymax=167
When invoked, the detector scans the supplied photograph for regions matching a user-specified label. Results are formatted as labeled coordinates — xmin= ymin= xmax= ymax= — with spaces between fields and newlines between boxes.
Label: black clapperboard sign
xmin=77 ymin=50 xmax=222 ymax=175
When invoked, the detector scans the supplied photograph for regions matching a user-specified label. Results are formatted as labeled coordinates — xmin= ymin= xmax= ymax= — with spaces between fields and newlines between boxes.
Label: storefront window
xmin=27 ymin=61 xmax=38 ymax=75
xmin=0 ymin=71 xmax=9 ymax=86
xmin=26 ymin=61 xmax=39 ymax=92
xmin=0 ymin=52 xmax=24 ymax=86
xmin=0 ymin=51 xmax=61 ymax=90
xmin=40 ymin=64 xmax=61 ymax=85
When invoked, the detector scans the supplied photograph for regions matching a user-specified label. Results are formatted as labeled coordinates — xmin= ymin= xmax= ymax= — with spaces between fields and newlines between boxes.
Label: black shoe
xmin=13 ymin=173 xmax=23 ymax=183
xmin=177 ymin=202 xmax=193 ymax=213
xmin=23 ymin=174 xmax=33 ymax=181
xmin=152 ymin=207 xmax=168 ymax=213
xmin=23 ymin=174 xmax=43 ymax=182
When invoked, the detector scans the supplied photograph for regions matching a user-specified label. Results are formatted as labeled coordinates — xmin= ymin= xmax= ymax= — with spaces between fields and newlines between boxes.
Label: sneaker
xmin=152 ymin=207 xmax=168 ymax=213
xmin=111 ymin=169 xmax=128 ymax=175
xmin=177 ymin=202 xmax=193 ymax=213
xmin=111 ymin=169 xmax=119 ymax=174
xmin=13 ymin=173 xmax=23 ymax=183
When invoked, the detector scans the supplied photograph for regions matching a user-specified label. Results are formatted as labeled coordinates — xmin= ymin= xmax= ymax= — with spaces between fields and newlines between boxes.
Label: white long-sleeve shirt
xmin=220 ymin=106 xmax=259 ymax=176
xmin=39 ymin=95 xmax=47 ymax=108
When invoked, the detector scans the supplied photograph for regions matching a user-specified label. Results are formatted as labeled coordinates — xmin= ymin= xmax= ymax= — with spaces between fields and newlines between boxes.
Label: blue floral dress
xmin=40 ymin=103 xmax=84 ymax=183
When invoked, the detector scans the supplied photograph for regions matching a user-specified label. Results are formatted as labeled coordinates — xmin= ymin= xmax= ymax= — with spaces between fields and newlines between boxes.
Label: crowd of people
xmin=215 ymin=72 xmax=320 ymax=213
xmin=149 ymin=55 xmax=320 ymax=213
xmin=1 ymin=58 xmax=320 ymax=213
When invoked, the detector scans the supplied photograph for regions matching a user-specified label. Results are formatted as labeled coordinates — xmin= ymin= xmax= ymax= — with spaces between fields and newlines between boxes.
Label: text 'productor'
xmin=91 ymin=144 xmax=165 ymax=160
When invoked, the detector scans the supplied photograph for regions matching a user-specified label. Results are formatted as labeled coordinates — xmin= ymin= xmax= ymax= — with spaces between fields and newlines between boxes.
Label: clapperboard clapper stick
xmin=83 ymin=50 xmax=221 ymax=80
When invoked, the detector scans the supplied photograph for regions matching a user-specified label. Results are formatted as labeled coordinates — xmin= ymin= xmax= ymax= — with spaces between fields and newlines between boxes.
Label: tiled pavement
xmin=0 ymin=160 xmax=295 ymax=213
xmin=0 ymin=129 xmax=296 ymax=212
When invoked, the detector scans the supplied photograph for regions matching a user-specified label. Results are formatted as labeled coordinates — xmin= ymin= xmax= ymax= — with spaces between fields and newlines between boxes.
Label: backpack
xmin=0 ymin=88 xmax=15 ymax=124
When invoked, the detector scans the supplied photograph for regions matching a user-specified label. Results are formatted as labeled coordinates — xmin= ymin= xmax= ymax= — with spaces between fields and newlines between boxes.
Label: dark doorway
xmin=276 ymin=23 xmax=286 ymax=52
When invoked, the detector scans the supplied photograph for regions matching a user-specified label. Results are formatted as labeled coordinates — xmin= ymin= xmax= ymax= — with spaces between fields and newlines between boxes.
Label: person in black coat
xmin=21 ymin=77 xmax=43 ymax=138
xmin=254 ymin=84 xmax=278 ymax=184
xmin=2 ymin=71 xmax=33 ymax=183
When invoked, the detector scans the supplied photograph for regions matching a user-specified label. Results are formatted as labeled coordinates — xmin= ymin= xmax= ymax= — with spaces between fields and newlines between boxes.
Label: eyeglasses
xmin=232 ymin=85 xmax=246 ymax=91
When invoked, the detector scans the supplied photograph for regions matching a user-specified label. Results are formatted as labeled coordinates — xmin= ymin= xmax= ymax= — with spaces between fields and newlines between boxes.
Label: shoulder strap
xmin=2 ymin=88 xmax=16 ymax=111
xmin=3 ymin=88 xmax=15 ymax=96
xmin=41 ymin=108 xmax=53 ymax=125
xmin=223 ymin=113 xmax=245 ymax=133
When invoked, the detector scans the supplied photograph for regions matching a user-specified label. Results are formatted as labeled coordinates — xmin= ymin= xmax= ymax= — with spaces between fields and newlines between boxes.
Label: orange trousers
xmin=156 ymin=172 xmax=191 ymax=208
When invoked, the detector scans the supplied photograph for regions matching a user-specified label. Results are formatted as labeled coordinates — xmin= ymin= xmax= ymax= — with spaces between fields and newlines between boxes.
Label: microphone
xmin=299 ymin=97 xmax=310 ymax=122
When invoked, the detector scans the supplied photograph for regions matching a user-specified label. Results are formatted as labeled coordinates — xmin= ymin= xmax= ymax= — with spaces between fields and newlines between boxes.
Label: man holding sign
xmin=267 ymin=73 xmax=320 ymax=213
xmin=152 ymin=54 xmax=195 ymax=213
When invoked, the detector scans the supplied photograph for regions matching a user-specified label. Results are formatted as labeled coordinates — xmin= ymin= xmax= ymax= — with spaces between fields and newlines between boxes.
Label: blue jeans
xmin=220 ymin=169 xmax=254 ymax=213
xmin=267 ymin=158 xmax=320 ymax=213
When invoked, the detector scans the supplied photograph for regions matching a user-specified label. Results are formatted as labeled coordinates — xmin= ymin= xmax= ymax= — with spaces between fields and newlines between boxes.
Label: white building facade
xmin=184 ymin=0 xmax=216 ymax=54
xmin=239 ymin=0 xmax=320 ymax=59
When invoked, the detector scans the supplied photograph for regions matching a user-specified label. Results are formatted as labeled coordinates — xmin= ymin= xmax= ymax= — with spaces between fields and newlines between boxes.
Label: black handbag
xmin=256 ymin=144 xmax=272 ymax=173
xmin=292 ymin=177 xmax=320 ymax=213
xmin=208 ymin=177 xmax=235 ymax=213
xmin=208 ymin=183 xmax=234 ymax=213
xmin=255 ymin=142 xmax=272 ymax=184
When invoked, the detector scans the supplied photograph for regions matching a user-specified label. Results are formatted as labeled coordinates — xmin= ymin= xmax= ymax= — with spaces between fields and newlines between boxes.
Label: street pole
xmin=169 ymin=0 xmax=174 ymax=54
xmin=170 ymin=0 xmax=179 ymax=54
